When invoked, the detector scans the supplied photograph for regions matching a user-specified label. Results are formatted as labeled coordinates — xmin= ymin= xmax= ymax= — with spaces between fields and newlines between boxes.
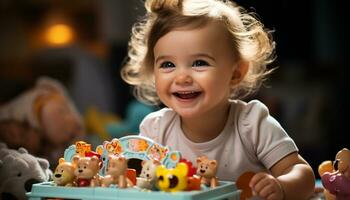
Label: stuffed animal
xmin=196 ymin=156 xmax=219 ymax=188
xmin=319 ymin=148 xmax=350 ymax=200
xmin=0 ymin=76 xmax=85 ymax=166
xmin=0 ymin=143 xmax=52 ymax=200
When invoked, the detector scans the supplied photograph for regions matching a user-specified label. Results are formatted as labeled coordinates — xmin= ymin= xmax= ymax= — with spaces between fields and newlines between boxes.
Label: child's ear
xmin=231 ymin=61 xmax=248 ymax=86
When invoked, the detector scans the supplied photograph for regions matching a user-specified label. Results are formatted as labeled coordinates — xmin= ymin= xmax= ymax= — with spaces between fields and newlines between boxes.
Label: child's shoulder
xmin=140 ymin=107 xmax=177 ymax=126
xmin=231 ymin=99 xmax=269 ymax=116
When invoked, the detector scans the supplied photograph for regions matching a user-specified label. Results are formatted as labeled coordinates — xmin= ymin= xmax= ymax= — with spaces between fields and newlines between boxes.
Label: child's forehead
xmin=154 ymin=21 xmax=234 ymax=54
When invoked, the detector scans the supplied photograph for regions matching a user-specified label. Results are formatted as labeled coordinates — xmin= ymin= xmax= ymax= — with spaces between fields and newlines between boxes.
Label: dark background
xmin=0 ymin=0 xmax=346 ymax=178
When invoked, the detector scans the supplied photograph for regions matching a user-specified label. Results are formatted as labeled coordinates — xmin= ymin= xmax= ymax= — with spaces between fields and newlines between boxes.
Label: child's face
xmin=153 ymin=21 xmax=238 ymax=118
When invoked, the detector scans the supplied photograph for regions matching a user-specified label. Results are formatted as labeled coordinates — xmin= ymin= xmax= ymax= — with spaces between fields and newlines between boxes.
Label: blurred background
xmin=0 ymin=0 xmax=346 ymax=177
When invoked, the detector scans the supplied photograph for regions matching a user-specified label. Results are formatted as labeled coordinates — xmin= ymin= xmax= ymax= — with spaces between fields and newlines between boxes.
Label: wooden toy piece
xmin=101 ymin=154 xmax=133 ymax=188
xmin=156 ymin=163 xmax=188 ymax=192
xmin=136 ymin=159 xmax=160 ymax=190
xmin=72 ymin=155 xmax=101 ymax=187
xmin=196 ymin=156 xmax=218 ymax=188
xmin=236 ymin=171 xmax=255 ymax=200
xmin=53 ymin=158 xmax=76 ymax=187
xmin=320 ymin=148 xmax=350 ymax=200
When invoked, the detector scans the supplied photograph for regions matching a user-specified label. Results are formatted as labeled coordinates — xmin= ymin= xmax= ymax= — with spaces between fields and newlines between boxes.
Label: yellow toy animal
xmin=156 ymin=163 xmax=188 ymax=192
xmin=53 ymin=158 xmax=75 ymax=187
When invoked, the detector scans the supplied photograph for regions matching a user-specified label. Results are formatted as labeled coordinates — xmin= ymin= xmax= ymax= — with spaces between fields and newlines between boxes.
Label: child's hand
xmin=249 ymin=172 xmax=284 ymax=200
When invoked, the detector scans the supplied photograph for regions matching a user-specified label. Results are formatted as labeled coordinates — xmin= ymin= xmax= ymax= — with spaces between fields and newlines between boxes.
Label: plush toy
xmin=0 ymin=143 xmax=52 ymax=200
xmin=0 ymin=76 xmax=85 ymax=166
xmin=156 ymin=163 xmax=189 ymax=192
xmin=319 ymin=148 xmax=350 ymax=200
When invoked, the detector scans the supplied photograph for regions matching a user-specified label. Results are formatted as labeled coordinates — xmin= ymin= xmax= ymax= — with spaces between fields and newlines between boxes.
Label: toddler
xmin=121 ymin=0 xmax=315 ymax=199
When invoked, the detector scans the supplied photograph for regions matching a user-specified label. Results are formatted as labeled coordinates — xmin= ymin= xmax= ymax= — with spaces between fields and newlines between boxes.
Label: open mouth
xmin=173 ymin=91 xmax=201 ymax=100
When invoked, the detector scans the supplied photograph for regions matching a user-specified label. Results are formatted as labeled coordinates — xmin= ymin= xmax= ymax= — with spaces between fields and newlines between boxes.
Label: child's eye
xmin=192 ymin=60 xmax=209 ymax=67
xmin=159 ymin=61 xmax=175 ymax=68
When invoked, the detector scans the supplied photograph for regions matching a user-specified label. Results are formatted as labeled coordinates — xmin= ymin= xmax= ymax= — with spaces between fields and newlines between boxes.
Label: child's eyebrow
xmin=190 ymin=53 xmax=216 ymax=61
xmin=154 ymin=55 xmax=171 ymax=63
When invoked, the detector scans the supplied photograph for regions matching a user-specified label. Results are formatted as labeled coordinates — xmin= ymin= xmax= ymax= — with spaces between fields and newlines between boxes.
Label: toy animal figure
xmin=156 ymin=163 xmax=188 ymax=192
xmin=0 ymin=76 xmax=85 ymax=166
xmin=196 ymin=156 xmax=218 ymax=188
xmin=319 ymin=148 xmax=350 ymax=200
xmin=100 ymin=154 xmax=132 ymax=188
xmin=72 ymin=155 xmax=100 ymax=187
xmin=136 ymin=159 xmax=160 ymax=190
xmin=53 ymin=158 xmax=75 ymax=187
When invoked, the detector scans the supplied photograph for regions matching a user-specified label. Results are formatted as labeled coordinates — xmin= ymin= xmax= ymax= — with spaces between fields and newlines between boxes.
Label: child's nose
xmin=174 ymin=69 xmax=193 ymax=85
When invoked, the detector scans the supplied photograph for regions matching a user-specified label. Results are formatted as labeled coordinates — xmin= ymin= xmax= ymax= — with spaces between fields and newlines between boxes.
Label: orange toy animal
xmin=196 ymin=156 xmax=218 ymax=188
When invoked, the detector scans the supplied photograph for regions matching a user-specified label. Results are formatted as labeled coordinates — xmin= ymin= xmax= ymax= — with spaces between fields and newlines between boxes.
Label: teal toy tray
xmin=27 ymin=181 xmax=240 ymax=200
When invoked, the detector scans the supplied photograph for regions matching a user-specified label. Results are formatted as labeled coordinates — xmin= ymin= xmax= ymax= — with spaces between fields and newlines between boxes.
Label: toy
xmin=100 ymin=154 xmax=132 ymax=188
xmin=136 ymin=159 xmax=161 ymax=190
xmin=319 ymin=148 xmax=350 ymax=200
xmin=0 ymin=76 xmax=85 ymax=166
xmin=53 ymin=158 xmax=75 ymax=187
xmin=72 ymin=155 xmax=101 ymax=187
xmin=196 ymin=156 xmax=219 ymax=188
xmin=26 ymin=136 xmax=241 ymax=200
xmin=156 ymin=163 xmax=189 ymax=192
xmin=236 ymin=171 xmax=256 ymax=200
xmin=0 ymin=143 xmax=52 ymax=200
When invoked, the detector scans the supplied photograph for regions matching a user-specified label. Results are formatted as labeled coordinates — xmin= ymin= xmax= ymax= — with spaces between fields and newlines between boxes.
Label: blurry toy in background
xmin=0 ymin=143 xmax=52 ymax=200
xmin=84 ymin=106 xmax=121 ymax=142
xmin=0 ymin=76 xmax=85 ymax=166
xmin=319 ymin=148 xmax=350 ymax=200
xmin=105 ymin=100 xmax=155 ymax=138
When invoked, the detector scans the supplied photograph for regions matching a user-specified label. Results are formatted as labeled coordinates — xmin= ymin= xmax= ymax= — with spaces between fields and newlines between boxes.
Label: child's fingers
xmin=249 ymin=172 xmax=266 ymax=188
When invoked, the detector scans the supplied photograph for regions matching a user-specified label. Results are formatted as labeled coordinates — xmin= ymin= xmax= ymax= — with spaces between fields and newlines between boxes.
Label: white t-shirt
xmin=140 ymin=100 xmax=298 ymax=181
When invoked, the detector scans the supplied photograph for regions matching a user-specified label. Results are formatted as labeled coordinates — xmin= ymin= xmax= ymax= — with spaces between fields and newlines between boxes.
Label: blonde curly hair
xmin=121 ymin=0 xmax=276 ymax=105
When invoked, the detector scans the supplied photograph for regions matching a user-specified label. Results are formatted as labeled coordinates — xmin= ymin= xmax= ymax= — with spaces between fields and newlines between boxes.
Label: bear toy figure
xmin=72 ymin=155 xmax=101 ymax=187
xmin=53 ymin=158 xmax=76 ymax=187
xmin=196 ymin=156 xmax=218 ymax=188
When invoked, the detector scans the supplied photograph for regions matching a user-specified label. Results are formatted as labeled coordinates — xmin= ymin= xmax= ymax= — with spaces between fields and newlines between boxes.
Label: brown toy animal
xmin=196 ymin=156 xmax=218 ymax=188
xmin=72 ymin=155 xmax=100 ymax=187
xmin=101 ymin=154 xmax=133 ymax=188
xmin=0 ymin=76 xmax=85 ymax=166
